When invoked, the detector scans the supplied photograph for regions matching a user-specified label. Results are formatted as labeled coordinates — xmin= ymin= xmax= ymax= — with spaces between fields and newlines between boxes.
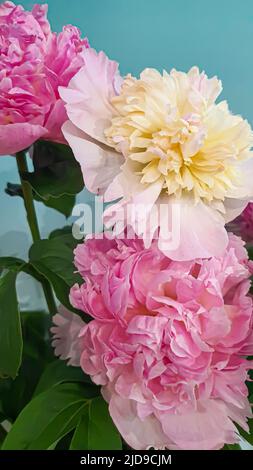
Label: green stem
xmin=16 ymin=151 xmax=57 ymax=315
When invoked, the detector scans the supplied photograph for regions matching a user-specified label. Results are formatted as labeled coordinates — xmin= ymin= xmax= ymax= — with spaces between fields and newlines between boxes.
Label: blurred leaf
xmin=23 ymin=141 xmax=84 ymax=199
xmin=34 ymin=360 xmax=93 ymax=397
xmin=247 ymin=376 xmax=253 ymax=397
xmin=247 ymin=247 xmax=253 ymax=260
xmin=6 ymin=182 xmax=75 ymax=218
xmin=29 ymin=238 xmax=81 ymax=310
xmin=70 ymin=396 xmax=122 ymax=450
xmin=2 ymin=383 xmax=98 ymax=450
xmin=0 ymin=402 xmax=6 ymax=423
xmin=0 ymin=271 xmax=22 ymax=379
xmin=0 ymin=426 xmax=7 ymax=447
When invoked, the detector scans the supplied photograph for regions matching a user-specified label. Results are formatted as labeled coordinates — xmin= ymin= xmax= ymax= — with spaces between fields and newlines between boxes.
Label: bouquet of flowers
xmin=0 ymin=2 xmax=253 ymax=451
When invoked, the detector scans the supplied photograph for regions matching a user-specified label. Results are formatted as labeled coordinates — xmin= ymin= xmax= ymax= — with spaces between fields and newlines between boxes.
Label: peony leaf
xmin=70 ymin=396 xmax=122 ymax=450
xmin=5 ymin=182 xmax=76 ymax=218
xmin=0 ymin=256 xmax=44 ymax=284
xmin=2 ymin=382 xmax=98 ymax=450
xmin=29 ymin=238 xmax=82 ymax=311
xmin=49 ymin=226 xmax=80 ymax=250
xmin=22 ymin=141 xmax=84 ymax=199
xmin=34 ymin=360 xmax=93 ymax=397
xmin=0 ymin=310 xmax=52 ymax=422
xmin=0 ymin=271 xmax=22 ymax=379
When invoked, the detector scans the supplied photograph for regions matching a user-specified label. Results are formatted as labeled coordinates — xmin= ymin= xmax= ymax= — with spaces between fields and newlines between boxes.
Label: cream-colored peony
xmin=60 ymin=49 xmax=253 ymax=260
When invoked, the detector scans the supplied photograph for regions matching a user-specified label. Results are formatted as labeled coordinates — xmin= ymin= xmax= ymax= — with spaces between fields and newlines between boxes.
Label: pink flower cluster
xmin=0 ymin=2 xmax=88 ymax=155
xmin=53 ymin=233 xmax=253 ymax=450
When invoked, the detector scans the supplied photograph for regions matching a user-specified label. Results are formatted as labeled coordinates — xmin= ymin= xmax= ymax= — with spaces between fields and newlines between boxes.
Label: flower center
xmin=105 ymin=68 xmax=251 ymax=202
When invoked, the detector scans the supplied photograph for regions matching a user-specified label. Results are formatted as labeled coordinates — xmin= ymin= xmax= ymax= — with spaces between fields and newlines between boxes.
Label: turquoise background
xmin=18 ymin=0 xmax=253 ymax=119
xmin=1 ymin=0 xmax=253 ymax=310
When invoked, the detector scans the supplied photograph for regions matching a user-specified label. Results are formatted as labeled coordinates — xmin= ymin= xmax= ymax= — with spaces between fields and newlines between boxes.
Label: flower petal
xmin=51 ymin=306 xmax=85 ymax=367
xmin=224 ymin=197 xmax=250 ymax=223
xmin=62 ymin=120 xmax=123 ymax=195
xmin=158 ymin=399 xmax=238 ymax=450
xmin=108 ymin=393 xmax=169 ymax=450
xmin=158 ymin=196 xmax=228 ymax=261
xmin=0 ymin=123 xmax=47 ymax=156
xmin=59 ymin=48 xmax=122 ymax=143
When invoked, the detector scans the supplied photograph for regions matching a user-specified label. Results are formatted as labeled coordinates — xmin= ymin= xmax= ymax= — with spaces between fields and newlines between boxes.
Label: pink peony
xmin=228 ymin=203 xmax=253 ymax=244
xmin=0 ymin=2 xmax=89 ymax=155
xmin=52 ymin=233 xmax=253 ymax=450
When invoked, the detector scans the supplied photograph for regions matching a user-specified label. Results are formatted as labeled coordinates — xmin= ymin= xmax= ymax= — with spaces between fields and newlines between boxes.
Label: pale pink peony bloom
xmin=0 ymin=2 xmax=89 ymax=155
xmin=51 ymin=305 xmax=85 ymax=367
xmin=60 ymin=49 xmax=253 ymax=261
xmin=52 ymin=233 xmax=253 ymax=450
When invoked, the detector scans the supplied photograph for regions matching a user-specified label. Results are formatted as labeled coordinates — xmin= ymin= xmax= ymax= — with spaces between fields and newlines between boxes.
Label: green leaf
xmin=54 ymin=430 xmax=75 ymax=450
xmin=70 ymin=396 xmax=122 ymax=450
xmin=21 ymin=310 xmax=53 ymax=363
xmin=5 ymin=183 xmax=76 ymax=218
xmin=0 ymin=256 xmax=25 ymax=272
xmin=0 ymin=402 xmax=6 ymax=423
xmin=23 ymin=141 xmax=84 ymax=200
xmin=247 ymin=247 xmax=253 ymax=261
xmin=0 ymin=310 xmax=53 ymax=422
xmin=40 ymin=194 xmax=76 ymax=218
xmin=238 ymin=422 xmax=253 ymax=446
xmin=0 ymin=426 xmax=7 ymax=448
xmin=2 ymin=382 xmax=98 ymax=450
xmin=0 ymin=271 xmax=22 ymax=378
xmin=34 ymin=360 xmax=93 ymax=397
xmin=29 ymin=238 xmax=81 ymax=310
xmin=49 ymin=226 xmax=79 ymax=250
xmin=223 ymin=443 xmax=242 ymax=450
xmin=247 ymin=379 xmax=253 ymax=398
xmin=6 ymin=141 xmax=83 ymax=217
xmin=0 ymin=256 xmax=44 ymax=284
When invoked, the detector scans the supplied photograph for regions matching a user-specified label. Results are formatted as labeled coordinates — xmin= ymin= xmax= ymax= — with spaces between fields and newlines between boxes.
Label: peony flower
xmin=51 ymin=305 xmax=85 ymax=367
xmin=60 ymin=49 xmax=253 ymax=261
xmin=227 ymin=202 xmax=253 ymax=244
xmin=0 ymin=1 xmax=89 ymax=155
xmin=52 ymin=232 xmax=253 ymax=450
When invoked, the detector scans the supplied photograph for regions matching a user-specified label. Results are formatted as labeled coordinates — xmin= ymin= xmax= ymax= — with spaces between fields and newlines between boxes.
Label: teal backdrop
xmin=18 ymin=0 xmax=253 ymax=119
xmin=1 ymin=0 xmax=253 ymax=310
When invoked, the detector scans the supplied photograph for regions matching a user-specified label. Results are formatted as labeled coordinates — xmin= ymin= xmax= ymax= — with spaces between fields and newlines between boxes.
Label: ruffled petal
xmin=51 ymin=306 xmax=85 ymax=366
xmin=59 ymin=48 xmax=122 ymax=143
